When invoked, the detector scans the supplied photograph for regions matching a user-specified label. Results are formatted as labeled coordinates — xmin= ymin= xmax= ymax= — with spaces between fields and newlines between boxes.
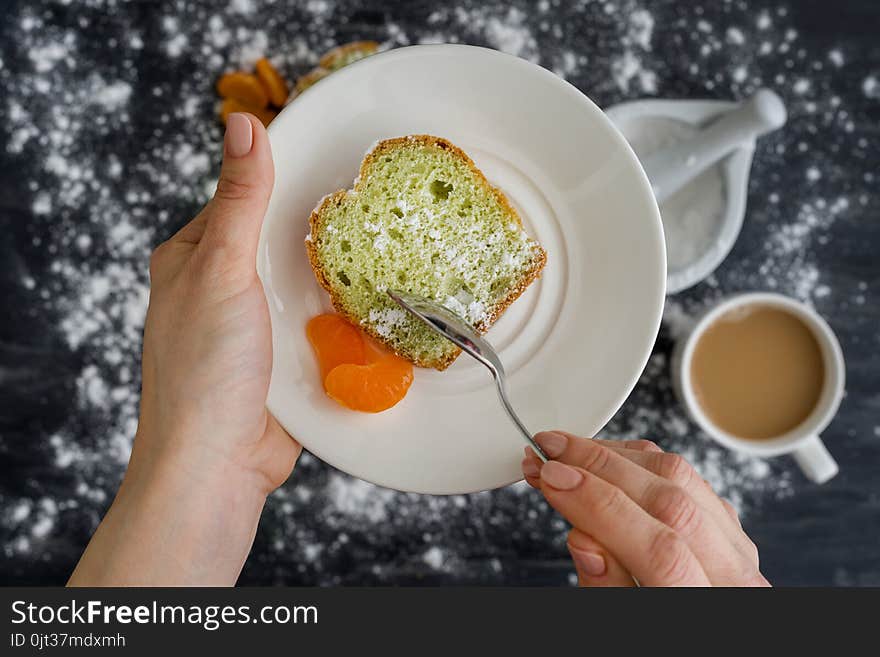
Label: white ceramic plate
xmin=258 ymin=45 xmax=665 ymax=494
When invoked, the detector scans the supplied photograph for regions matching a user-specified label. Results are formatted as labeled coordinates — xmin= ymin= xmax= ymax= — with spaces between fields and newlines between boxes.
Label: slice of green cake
xmin=305 ymin=135 xmax=546 ymax=370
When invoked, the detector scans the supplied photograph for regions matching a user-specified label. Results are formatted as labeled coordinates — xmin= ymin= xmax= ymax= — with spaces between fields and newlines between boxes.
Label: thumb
xmin=253 ymin=413 xmax=303 ymax=494
xmin=200 ymin=112 xmax=274 ymax=259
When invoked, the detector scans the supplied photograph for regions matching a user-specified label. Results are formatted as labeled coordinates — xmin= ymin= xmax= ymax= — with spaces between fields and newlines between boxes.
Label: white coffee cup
xmin=672 ymin=292 xmax=845 ymax=484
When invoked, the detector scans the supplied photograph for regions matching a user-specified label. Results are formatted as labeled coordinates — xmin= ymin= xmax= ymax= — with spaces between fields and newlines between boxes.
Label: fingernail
xmin=521 ymin=457 xmax=540 ymax=478
xmin=225 ymin=113 xmax=253 ymax=158
xmin=535 ymin=431 xmax=567 ymax=458
xmin=540 ymin=461 xmax=583 ymax=490
xmin=569 ymin=546 xmax=607 ymax=577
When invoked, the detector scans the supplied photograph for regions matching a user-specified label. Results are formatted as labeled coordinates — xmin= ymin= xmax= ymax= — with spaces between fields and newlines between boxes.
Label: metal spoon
xmin=387 ymin=290 xmax=549 ymax=462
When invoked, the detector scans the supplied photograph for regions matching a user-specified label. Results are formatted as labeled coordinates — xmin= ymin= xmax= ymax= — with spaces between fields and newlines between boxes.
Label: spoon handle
xmin=494 ymin=376 xmax=549 ymax=463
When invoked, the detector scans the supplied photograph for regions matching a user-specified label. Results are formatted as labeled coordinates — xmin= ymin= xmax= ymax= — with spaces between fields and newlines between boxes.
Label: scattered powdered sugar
xmin=422 ymin=546 xmax=448 ymax=570
xmin=30 ymin=499 xmax=59 ymax=540
xmin=94 ymin=81 xmax=132 ymax=110
xmin=324 ymin=475 xmax=395 ymax=523
xmin=612 ymin=9 xmax=657 ymax=93
xmin=174 ymin=143 xmax=211 ymax=177
xmin=4 ymin=498 xmax=60 ymax=555
xmin=10 ymin=502 xmax=32 ymax=524
xmin=426 ymin=7 xmax=540 ymax=63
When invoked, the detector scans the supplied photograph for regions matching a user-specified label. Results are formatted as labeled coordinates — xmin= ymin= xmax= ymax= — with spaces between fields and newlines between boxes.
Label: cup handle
xmin=792 ymin=435 xmax=838 ymax=484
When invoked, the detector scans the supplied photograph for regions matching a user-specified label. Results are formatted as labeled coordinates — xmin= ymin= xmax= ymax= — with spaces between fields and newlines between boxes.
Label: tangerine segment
xmin=324 ymin=355 xmax=414 ymax=413
xmin=306 ymin=314 xmax=367 ymax=379
xmin=362 ymin=333 xmax=399 ymax=363
xmin=255 ymin=57 xmax=289 ymax=107
xmin=216 ymin=72 xmax=269 ymax=108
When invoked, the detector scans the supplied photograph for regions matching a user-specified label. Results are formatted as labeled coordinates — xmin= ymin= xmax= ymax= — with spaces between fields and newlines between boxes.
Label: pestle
xmin=639 ymin=89 xmax=787 ymax=205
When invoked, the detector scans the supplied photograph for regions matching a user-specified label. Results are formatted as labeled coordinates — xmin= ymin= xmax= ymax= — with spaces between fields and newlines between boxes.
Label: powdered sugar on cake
xmin=367 ymin=308 xmax=407 ymax=338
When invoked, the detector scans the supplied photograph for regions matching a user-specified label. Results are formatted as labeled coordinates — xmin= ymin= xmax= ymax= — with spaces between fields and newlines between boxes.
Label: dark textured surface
xmin=0 ymin=0 xmax=878 ymax=586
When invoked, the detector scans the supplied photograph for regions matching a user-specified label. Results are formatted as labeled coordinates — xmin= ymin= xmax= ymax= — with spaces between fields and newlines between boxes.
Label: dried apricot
xmin=255 ymin=57 xmax=289 ymax=107
xmin=216 ymin=71 xmax=269 ymax=108
xmin=306 ymin=314 xmax=367 ymax=380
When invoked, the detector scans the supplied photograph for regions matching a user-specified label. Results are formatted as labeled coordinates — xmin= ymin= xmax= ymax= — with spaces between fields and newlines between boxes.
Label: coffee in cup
xmin=673 ymin=293 xmax=845 ymax=484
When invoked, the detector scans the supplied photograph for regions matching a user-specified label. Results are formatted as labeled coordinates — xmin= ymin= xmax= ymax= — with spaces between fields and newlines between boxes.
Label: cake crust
xmin=305 ymin=135 xmax=547 ymax=370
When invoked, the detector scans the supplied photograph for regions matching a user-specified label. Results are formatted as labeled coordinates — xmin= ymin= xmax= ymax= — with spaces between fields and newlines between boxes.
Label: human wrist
xmin=127 ymin=418 xmax=276 ymax=498
xmin=123 ymin=429 xmax=270 ymax=539
xmin=125 ymin=457 xmax=267 ymax=581
xmin=121 ymin=434 xmax=269 ymax=516
xmin=70 ymin=432 xmax=268 ymax=586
